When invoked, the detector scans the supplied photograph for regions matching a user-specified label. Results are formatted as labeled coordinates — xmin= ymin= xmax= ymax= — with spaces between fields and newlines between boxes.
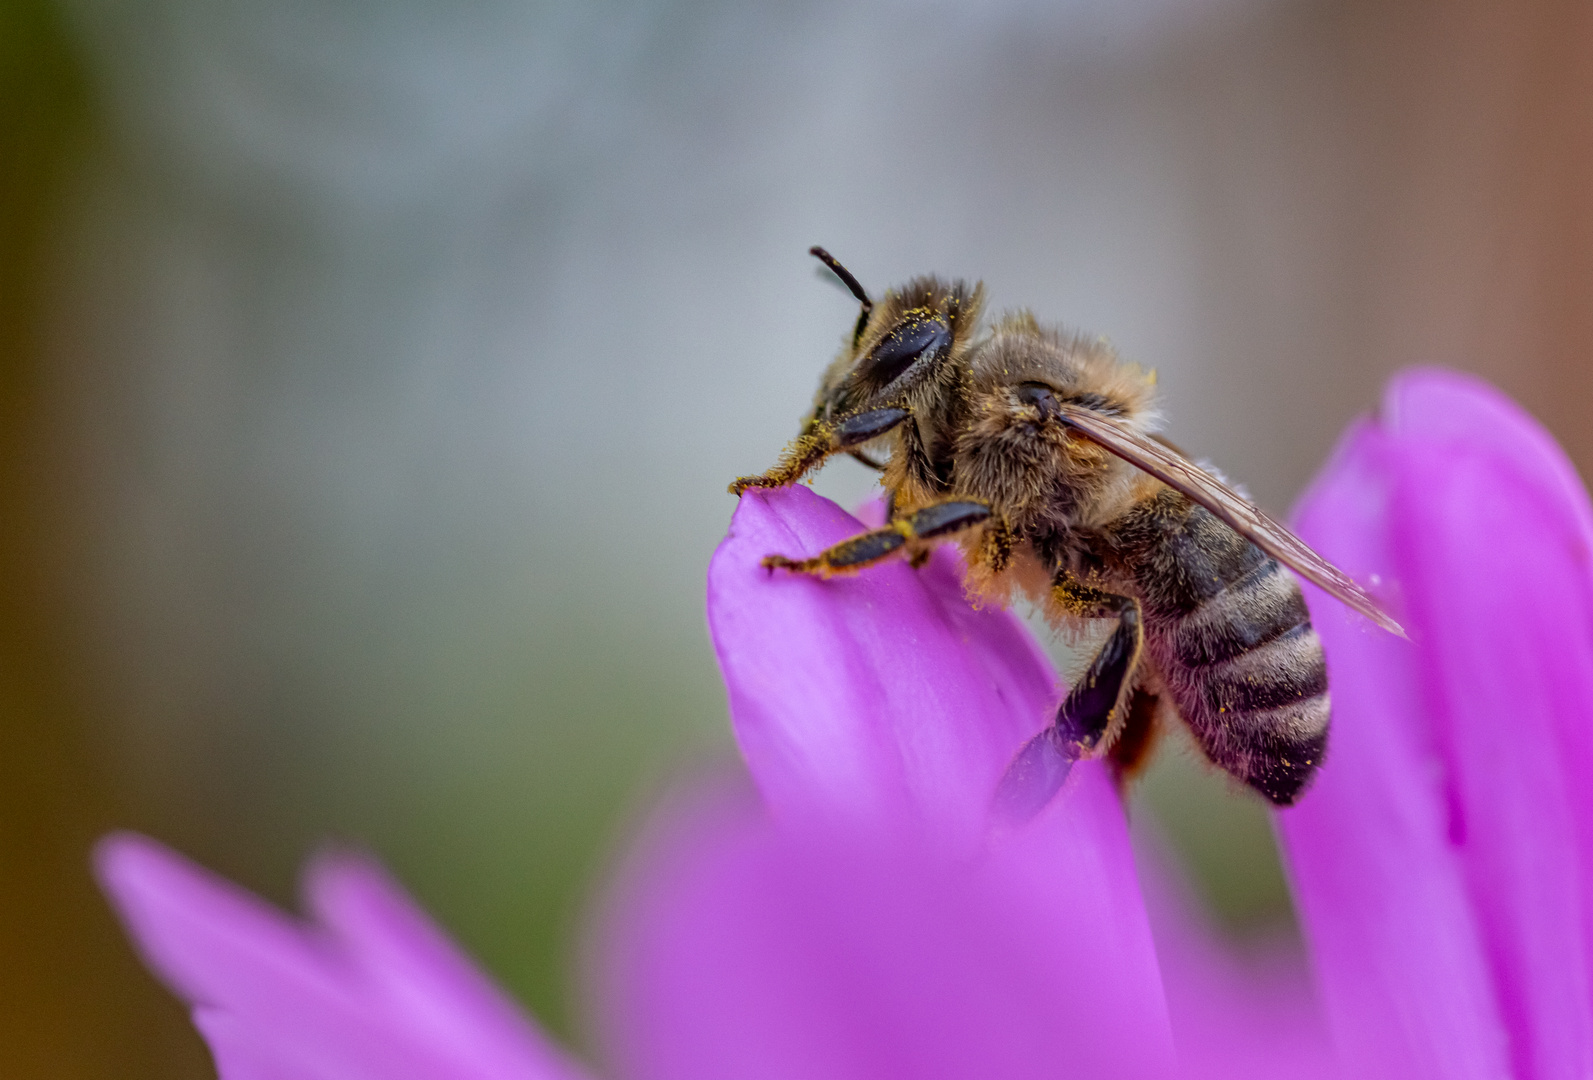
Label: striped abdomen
xmin=1131 ymin=496 xmax=1329 ymax=805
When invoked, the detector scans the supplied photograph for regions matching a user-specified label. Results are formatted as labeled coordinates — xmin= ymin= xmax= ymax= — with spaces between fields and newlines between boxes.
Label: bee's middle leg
xmin=762 ymin=499 xmax=995 ymax=576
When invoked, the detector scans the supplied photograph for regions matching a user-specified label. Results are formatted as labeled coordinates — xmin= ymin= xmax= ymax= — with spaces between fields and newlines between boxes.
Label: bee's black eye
xmin=863 ymin=316 xmax=951 ymax=387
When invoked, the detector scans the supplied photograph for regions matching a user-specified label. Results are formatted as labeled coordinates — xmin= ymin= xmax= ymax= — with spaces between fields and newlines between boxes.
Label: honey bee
xmin=731 ymin=247 xmax=1403 ymax=810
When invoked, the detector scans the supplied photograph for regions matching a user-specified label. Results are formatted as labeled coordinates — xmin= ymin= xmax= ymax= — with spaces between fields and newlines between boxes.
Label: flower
xmin=1281 ymin=369 xmax=1593 ymax=1079
xmin=97 ymin=832 xmax=591 ymax=1080
xmin=98 ymin=369 xmax=1593 ymax=1080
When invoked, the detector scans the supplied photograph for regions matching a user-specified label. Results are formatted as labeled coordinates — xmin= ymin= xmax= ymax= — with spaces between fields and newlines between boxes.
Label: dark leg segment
xmin=908 ymin=500 xmax=993 ymax=538
xmin=763 ymin=499 xmax=992 ymax=576
xmin=833 ymin=407 xmax=909 ymax=447
xmin=730 ymin=407 xmax=910 ymax=494
xmin=993 ymin=579 xmax=1144 ymax=825
xmin=787 ymin=529 xmax=906 ymax=572
xmin=1054 ymin=597 xmax=1143 ymax=755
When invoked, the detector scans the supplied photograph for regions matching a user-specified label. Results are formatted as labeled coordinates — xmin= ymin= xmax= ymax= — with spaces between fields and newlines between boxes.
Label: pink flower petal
xmin=305 ymin=851 xmax=590 ymax=1080
xmin=1382 ymin=371 xmax=1593 ymax=1078
xmin=707 ymin=486 xmax=1058 ymax=845
xmin=597 ymin=767 xmax=1176 ymax=1080
xmin=192 ymin=1009 xmax=324 ymax=1080
xmin=96 ymin=832 xmax=590 ymax=1080
xmin=1281 ymin=415 xmax=1508 ymax=1079
xmin=1282 ymin=368 xmax=1593 ymax=1078
xmin=1135 ymin=843 xmax=1339 ymax=1080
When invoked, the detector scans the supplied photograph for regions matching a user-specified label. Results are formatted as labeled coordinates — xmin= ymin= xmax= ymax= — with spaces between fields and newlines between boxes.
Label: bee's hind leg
xmin=1049 ymin=583 xmax=1144 ymax=756
xmin=762 ymin=499 xmax=993 ymax=576
xmin=994 ymin=581 xmax=1143 ymax=824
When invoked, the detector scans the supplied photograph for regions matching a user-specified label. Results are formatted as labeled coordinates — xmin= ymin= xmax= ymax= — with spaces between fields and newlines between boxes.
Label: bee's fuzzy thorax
xmin=973 ymin=314 xmax=1161 ymax=429
xmin=945 ymin=317 xmax=1162 ymax=542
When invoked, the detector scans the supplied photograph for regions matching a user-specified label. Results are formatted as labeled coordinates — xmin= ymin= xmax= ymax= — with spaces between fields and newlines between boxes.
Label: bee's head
xmin=805 ymin=248 xmax=984 ymax=430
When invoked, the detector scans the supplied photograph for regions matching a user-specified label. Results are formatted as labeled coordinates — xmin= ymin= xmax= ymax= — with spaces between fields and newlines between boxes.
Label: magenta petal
xmin=598 ymin=765 xmax=1175 ymax=1080
xmin=1282 ymin=369 xmax=1593 ymax=1078
xmin=1138 ymin=854 xmax=1338 ymax=1080
xmin=193 ymin=1009 xmax=316 ymax=1080
xmin=708 ymin=487 xmax=1058 ymax=843
xmin=1382 ymin=371 xmax=1593 ymax=1077
xmin=96 ymin=833 xmax=590 ymax=1080
xmin=1282 ymin=415 xmax=1509 ymax=1079
xmin=304 ymin=851 xmax=591 ymax=1080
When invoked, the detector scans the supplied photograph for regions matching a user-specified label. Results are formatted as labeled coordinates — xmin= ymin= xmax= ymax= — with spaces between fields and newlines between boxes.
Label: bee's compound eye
xmin=863 ymin=316 xmax=951 ymax=386
xmin=1017 ymin=382 xmax=1058 ymax=415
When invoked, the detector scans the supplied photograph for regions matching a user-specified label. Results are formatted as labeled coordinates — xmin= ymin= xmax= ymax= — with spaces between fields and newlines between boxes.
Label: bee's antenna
xmin=810 ymin=246 xmax=873 ymax=346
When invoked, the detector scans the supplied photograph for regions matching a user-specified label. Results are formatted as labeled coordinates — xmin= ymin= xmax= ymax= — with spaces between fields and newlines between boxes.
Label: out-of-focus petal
xmin=1382 ymin=371 xmax=1593 ymax=1078
xmin=597 ymin=765 xmax=1175 ymax=1080
xmin=1385 ymin=374 xmax=1593 ymax=998
xmin=1135 ymin=844 xmax=1339 ymax=1080
xmin=1282 ymin=413 xmax=1510 ymax=1079
xmin=707 ymin=486 xmax=1057 ymax=845
xmin=192 ymin=1009 xmax=319 ymax=1080
xmin=1283 ymin=368 xmax=1593 ymax=1079
xmin=305 ymin=851 xmax=591 ymax=1080
xmin=1161 ymin=933 xmax=1338 ymax=1080
xmin=96 ymin=832 xmax=591 ymax=1080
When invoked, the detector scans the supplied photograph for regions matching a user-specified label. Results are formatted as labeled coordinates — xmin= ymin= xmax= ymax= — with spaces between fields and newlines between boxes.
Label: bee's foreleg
xmin=762 ymin=499 xmax=992 ymax=576
xmin=729 ymin=407 xmax=909 ymax=494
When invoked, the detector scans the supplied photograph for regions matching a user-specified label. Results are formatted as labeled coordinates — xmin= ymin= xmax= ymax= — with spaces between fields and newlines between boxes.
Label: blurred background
xmin=4 ymin=0 xmax=1592 ymax=1074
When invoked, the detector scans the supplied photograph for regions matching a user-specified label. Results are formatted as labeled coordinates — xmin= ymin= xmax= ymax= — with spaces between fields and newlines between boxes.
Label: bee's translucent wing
xmin=1057 ymin=403 xmax=1406 ymax=638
